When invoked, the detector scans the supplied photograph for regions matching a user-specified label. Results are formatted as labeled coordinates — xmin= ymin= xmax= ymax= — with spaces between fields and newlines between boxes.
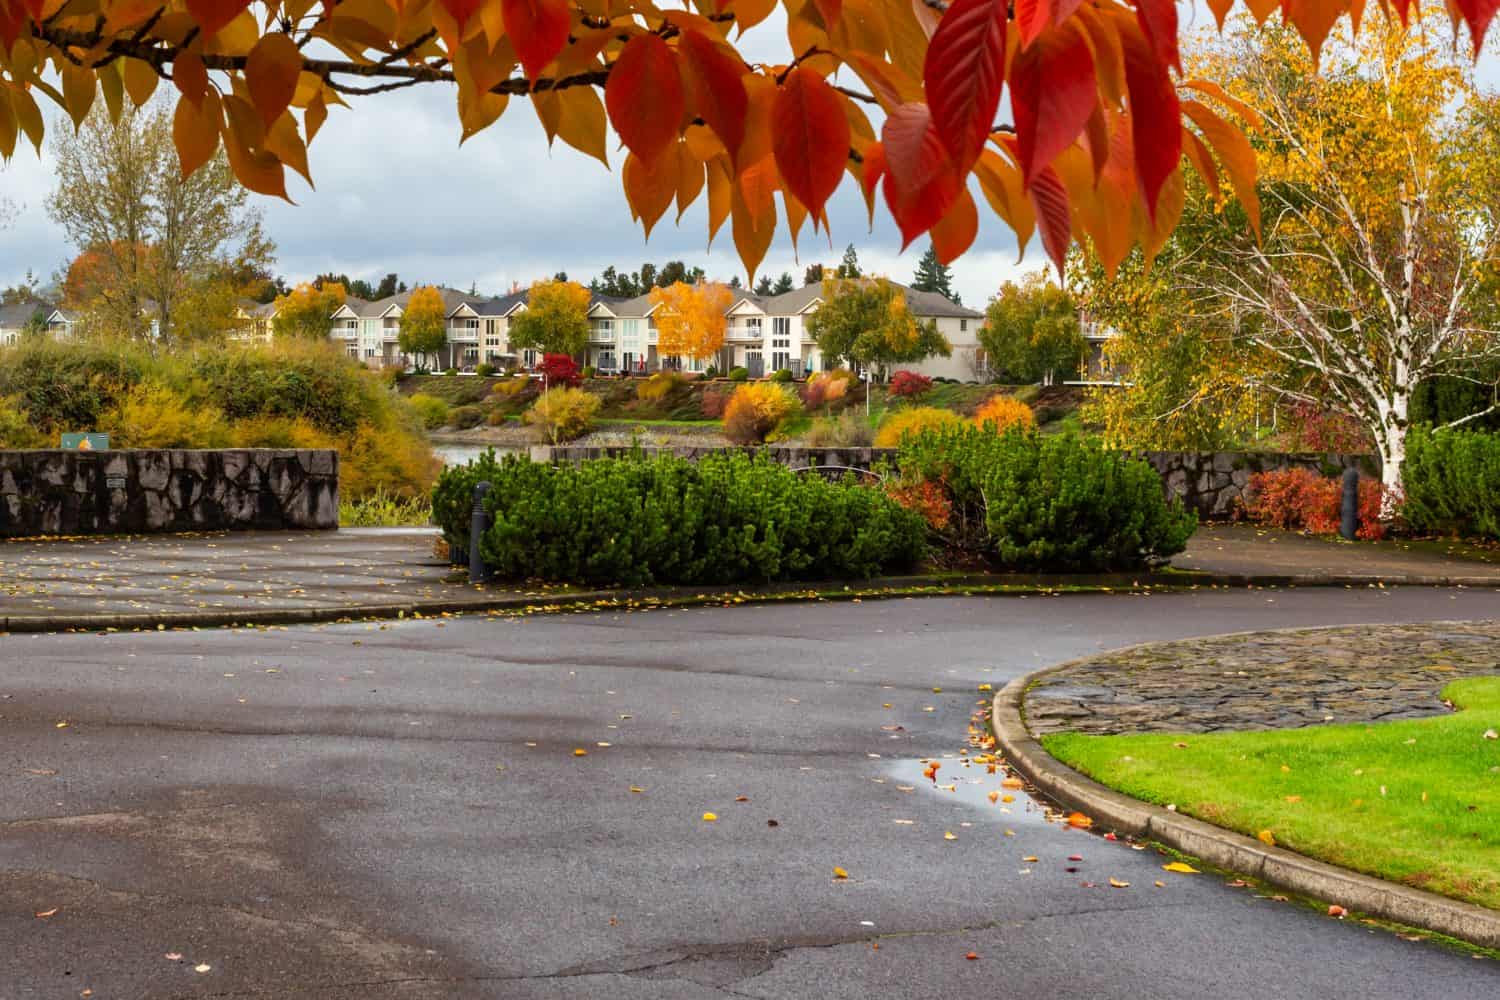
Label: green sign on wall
xmin=60 ymin=432 xmax=110 ymax=450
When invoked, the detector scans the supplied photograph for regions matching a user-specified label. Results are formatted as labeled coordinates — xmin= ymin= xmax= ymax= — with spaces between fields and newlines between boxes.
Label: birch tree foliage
xmin=1077 ymin=14 xmax=1500 ymax=488
xmin=4 ymin=0 xmax=1495 ymax=284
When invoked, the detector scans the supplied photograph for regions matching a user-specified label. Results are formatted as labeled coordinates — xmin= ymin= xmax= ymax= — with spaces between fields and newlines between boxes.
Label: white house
xmin=323 ymin=280 xmax=984 ymax=379
xmin=0 ymin=302 xmax=45 ymax=346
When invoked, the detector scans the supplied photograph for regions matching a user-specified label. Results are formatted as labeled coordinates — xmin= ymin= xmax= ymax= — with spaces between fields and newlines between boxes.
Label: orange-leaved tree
xmin=1 ymin=1 xmax=1494 ymax=280
xmin=399 ymin=286 xmax=448 ymax=371
xmin=649 ymin=281 xmax=732 ymax=366
xmin=272 ymin=281 xmax=345 ymax=340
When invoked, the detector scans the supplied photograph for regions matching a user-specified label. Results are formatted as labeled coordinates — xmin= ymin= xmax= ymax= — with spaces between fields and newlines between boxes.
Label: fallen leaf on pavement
xmin=34 ymin=908 xmax=57 ymax=919
xmin=1108 ymin=878 xmax=1130 ymax=888
xmin=987 ymin=791 xmax=999 ymax=804
xmin=965 ymin=951 xmax=979 ymax=960
xmin=629 ymin=786 xmax=645 ymax=793
xmin=165 ymin=953 xmax=183 ymax=961
xmin=1328 ymin=905 xmax=1347 ymax=918
xmin=1257 ymin=829 xmax=1277 ymax=847
xmin=573 ymin=748 xmax=588 ymax=756
xmin=1162 ymin=862 xmax=1199 ymax=873
xmin=944 ymin=831 xmax=957 ymax=841
xmin=1067 ymin=812 xmax=1093 ymax=829
xmin=195 ymin=964 xmax=212 ymax=973
xmin=1023 ymin=856 xmax=1039 ymax=863
xmin=702 ymin=812 xmax=718 ymax=822
xmin=735 ymin=796 xmax=749 ymax=802
xmin=1001 ymin=777 xmax=1024 ymax=789
xmin=833 ymin=867 xmax=849 ymax=880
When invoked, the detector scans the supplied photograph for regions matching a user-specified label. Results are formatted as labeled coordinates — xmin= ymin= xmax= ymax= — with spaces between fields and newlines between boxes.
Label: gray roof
xmin=0 ymin=301 xmax=47 ymax=327
xmin=758 ymin=280 xmax=980 ymax=319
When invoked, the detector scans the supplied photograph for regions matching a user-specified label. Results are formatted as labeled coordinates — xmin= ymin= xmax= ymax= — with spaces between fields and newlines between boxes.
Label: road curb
xmin=990 ymin=654 xmax=1500 ymax=950
xmin=2 ymin=567 xmax=1494 ymax=636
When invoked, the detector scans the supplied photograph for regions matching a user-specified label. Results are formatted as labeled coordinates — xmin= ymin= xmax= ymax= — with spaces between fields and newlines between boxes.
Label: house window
xmin=745 ymin=317 xmax=762 ymax=330
xmin=772 ymin=317 xmax=790 ymax=337
xmin=960 ymin=319 xmax=968 ymax=332
xmin=364 ymin=348 xmax=376 ymax=358
xmin=595 ymin=319 xmax=614 ymax=338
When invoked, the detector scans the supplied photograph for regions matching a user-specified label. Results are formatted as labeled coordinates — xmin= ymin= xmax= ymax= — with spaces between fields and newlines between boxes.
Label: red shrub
xmin=887 ymin=478 xmax=952 ymax=532
xmin=1245 ymin=467 xmax=1394 ymax=538
xmin=537 ymin=353 xmax=581 ymax=388
xmin=889 ymin=370 xmax=933 ymax=400
xmin=800 ymin=379 xmax=828 ymax=410
xmin=700 ymin=388 xmax=728 ymax=419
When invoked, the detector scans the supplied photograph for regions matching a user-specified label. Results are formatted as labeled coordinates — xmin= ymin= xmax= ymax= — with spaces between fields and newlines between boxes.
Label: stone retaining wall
xmin=1139 ymin=451 xmax=1374 ymax=520
xmin=531 ymin=444 xmax=1376 ymax=521
xmin=0 ymin=449 xmax=339 ymax=537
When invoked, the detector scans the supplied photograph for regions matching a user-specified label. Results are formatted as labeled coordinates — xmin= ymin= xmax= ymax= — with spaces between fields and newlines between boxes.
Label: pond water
xmin=432 ymin=443 xmax=522 ymax=467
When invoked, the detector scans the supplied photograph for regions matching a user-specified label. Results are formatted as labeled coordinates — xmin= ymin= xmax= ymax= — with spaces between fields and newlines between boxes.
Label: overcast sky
xmin=0 ymin=9 xmax=1043 ymax=308
xmin=2 ymin=10 xmax=1494 ymax=308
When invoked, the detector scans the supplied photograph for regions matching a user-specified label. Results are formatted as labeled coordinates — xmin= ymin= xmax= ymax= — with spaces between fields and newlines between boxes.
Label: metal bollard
xmin=469 ymin=481 xmax=492 ymax=584
xmin=1340 ymin=467 xmax=1359 ymax=541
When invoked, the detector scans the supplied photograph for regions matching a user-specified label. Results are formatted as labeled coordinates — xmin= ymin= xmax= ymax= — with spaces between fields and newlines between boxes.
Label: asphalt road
xmin=3 ymin=587 xmax=1498 ymax=998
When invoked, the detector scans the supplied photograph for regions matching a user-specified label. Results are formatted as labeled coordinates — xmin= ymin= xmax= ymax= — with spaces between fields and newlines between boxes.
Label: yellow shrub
xmin=636 ymin=371 xmax=685 ymax=403
xmin=406 ymin=392 xmax=450 ymax=429
xmin=492 ymin=375 xmax=532 ymax=397
xmin=722 ymin=383 xmax=801 ymax=444
xmin=0 ymin=395 xmax=45 ymax=448
xmin=104 ymin=383 xmax=230 ymax=448
xmin=230 ymin=415 xmax=340 ymax=450
xmin=972 ymin=394 xmax=1036 ymax=434
xmin=524 ymin=386 xmax=601 ymax=443
xmin=341 ymin=423 xmax=442 ymax=499
xmin=873 ymin=407 xmax=963 ymax=448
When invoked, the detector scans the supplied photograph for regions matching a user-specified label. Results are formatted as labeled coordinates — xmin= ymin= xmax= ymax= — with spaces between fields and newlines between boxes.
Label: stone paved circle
xmin=1024 ymin=621 xmax=1500 ymax=737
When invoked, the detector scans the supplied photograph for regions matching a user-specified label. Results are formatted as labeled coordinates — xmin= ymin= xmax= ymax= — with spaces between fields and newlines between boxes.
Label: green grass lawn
xmin=1044 ymin=677 xmax=1500 ymax=909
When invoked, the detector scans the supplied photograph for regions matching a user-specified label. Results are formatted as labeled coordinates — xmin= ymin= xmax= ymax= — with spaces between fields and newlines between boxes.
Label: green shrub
xmin=0 ymin=394 xmax=46 ymax=448
xmin=447 ymin=404 xmax=485 ymax=429
xmin=582 ymin=365 xmax=597 ymax=379
xmin=475 ymin=363 xmax=496 ymax=377
xmin=770 ymin=368 xmax=793 ymax=383
xmin=898 ymin=425 xmax=1195 ymax=570
xmin=1403 ymin=427 xmax=1500 ymax=538
xmin=444 ymin=367 xmax=458 ymax=376
xmin=802 ymin=410 xmax=874 ymax=447
xmin=408 ymin=393 xmax=450 ymax=429
xmin=429 ymin=452 xmax=926 ymax=586
xmin=524 ymin=386 xmax=601 ymax=443
xmin=728 ymin=366 xmax=749 ymax=381
xmin=703 ymin=365 xmax=721 ymax=379
xmin=341 ymin=487 xmax=432 ymax=527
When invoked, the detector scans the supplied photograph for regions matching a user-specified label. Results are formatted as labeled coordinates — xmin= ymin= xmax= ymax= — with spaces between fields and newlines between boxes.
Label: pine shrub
xmin=1401 ymin=427 xmax=1500 ymax=538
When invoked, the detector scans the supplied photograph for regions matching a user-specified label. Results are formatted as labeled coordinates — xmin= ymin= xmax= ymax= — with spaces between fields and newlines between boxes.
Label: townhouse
xmin=232 ymin=299 xmax=279 ymax=343
xmin=0 ymin=302 xmax=42 ymax=345
xmin=330 ymin=281 xmax=985 ymax=380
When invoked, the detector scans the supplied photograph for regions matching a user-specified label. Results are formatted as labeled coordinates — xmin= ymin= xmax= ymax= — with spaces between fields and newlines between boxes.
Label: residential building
xmin=323 ymin=280 xmax=984 ymax=379
xmin=232 ymin=299 xmax=279 ymax=343
xmin=0 ymin=301 xmax=47 ymax=346
xmin=1072 ymin=317 xmax=1125 ymax=386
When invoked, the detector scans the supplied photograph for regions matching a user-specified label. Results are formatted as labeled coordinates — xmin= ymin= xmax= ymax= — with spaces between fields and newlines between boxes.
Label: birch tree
xmin=1183 ymin=18 xmax=1500 ymax=494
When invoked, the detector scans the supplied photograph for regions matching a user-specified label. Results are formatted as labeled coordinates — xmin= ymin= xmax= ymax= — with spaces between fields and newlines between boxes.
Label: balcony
xmin=725 ymin=326 xmax=764 ymax=342
xmin=447 ymin=327 xmax=480 ymax=341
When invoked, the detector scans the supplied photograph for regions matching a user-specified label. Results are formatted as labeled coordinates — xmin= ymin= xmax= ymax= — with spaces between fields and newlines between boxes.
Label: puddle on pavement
xmin=883 ymin=755 xmax=1059 ymax=834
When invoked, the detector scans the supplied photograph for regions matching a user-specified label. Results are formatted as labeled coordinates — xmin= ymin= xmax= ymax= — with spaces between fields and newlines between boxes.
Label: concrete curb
xmin=991 ymin=649 xmax=1500 ymax=950
xmin=2 ymin=568 xmax=1495 ymax=636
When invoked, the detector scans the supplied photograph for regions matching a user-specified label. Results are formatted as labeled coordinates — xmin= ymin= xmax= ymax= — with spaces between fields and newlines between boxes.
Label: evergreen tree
xmin=803 ymin=263 xmax=824 ymax=286
xmin=375 ymin=273 xmax=401 ymax=298
xmin=636 ymin=262 xmax=658 ymax=290
xmin=835 ymin=245 xmax=861 ymax=279
xmin=771 ymin=272 xmax=794 ymax=294
xmin=911 ymin=243 xmax=960 ymax=304
xmin=753 ymin=274 xmax=774 ymax=295
xmin=728 ymin=275 xmax=742 ymax=289
xmin=553 ymin=270 xmax=569 ymax=282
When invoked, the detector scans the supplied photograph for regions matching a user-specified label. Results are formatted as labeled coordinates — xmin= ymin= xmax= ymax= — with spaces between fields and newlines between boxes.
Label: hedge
xmin=432 ymin=451 xmax=927 ymax=585
xmin=897 ymin=426 xmax=1196 ymax=571
xmin=1402 ymin=427 xmax=1500 ymax=538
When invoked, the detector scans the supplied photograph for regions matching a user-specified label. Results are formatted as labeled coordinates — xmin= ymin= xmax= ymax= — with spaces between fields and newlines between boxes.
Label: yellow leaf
xmin=1162 ymin=862 xmax=1199 ymax=874
xmin=1001 ymin=777 xmax=1024 ymax=789
xmin=1257 ymin=829 xmax=1277 ymax=847
xmin=833 ymin=866 xmax=849 ymax=879
xmin=1067 ymin=812 xmax=1093 ymax=829
xmin=977 ymin=683 xmax=992 ymax=692
xmin=534 ymin=86 xmax=609 ymax=167
xmin=943 ymin=831 xmax=957 ymax=840
xmin=34 ymin=907 xmax=58 ymax=918
xmin=702 ymin=812 xmax=718 ymax=822
xmin=629 ymin=785 xmax=645 ymax=793
xmin=573 ymin=748 xmax=588 ymax=756
xmin=245 ymin=33 xmax=302 ymax=129
xmin=987 ymin=791 xmax=999 ymax=804
xmin=1108 ymin=878 xmax=1130 ymax=888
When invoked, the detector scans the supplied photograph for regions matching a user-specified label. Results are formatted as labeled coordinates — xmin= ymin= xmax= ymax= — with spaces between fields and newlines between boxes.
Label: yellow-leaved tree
xmin=399 ymin=286 xmax=448 ymax=372
xmin=1075 ymin=13 xmax=1500 ymax=494
xmin=509 ymin=280 xmax=591 ymax=358
xmin=273 ymin=281 xmax=345 ymax=340
xmin=649 ymin=281 xmax=732 ymax=368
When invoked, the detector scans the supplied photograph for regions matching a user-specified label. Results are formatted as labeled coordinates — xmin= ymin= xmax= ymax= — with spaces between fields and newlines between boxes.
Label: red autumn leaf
xmin=1452 ymin=0 xmax=1500 ymax=53
xmin=772 ymin=67 xmax=848 ymax=223
xmin=501 ymin=0 xmax=570 ymax=83
xmin=930 ymin=187 xmax=978 ymax=264
xmin=245 ymin=33 xmax=300 ymax=129
xmin=923 ymin=0 xmax=1006 ymax=171
xmin=1028 ymin=163 xmax=1071 ymax=275
xmin=1134 ymin=0 xmax=1180 ymax=73
xmin=679 ymin=30 xmax=747 ymax=164
xmin=0 ymin=0 xmax=26 ymax=49
xmin=1009 ymin=21 xmax=1095 ymax=184
xmin=1014 ymin=0 xmax=1052 ymax=48
xmin=860 ymin=140 xmax=886 ymax=226
xmin=881 ymin=102 xmax=961 ymax=249
xmin=184 ymin=0 xmax=250 ymax=38
xmin=1121 ymin=23 xmax=1181 ymax=219
xmin=812 ymin=0 xmax=841 ymax=29
xmin=438 ymin=0 xmax=483 ymax=31
xmin=606 ymin=33 xmax=684 ymax=166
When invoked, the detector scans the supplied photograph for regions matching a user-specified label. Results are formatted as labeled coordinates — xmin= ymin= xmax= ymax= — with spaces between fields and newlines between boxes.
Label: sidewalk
xmin=1 ymin=523 xmax=1496 ymax=632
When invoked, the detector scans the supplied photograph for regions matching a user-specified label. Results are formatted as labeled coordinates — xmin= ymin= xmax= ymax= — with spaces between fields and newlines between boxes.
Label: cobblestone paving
xmin=1024 ymin=621 xmax=1500 ymax=736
